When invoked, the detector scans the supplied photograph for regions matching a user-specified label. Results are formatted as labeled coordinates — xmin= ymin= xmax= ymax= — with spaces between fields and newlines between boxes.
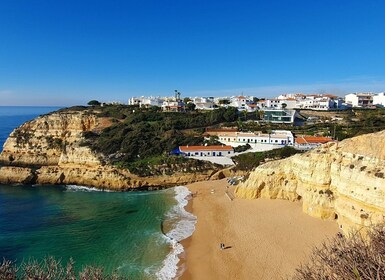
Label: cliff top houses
xmin=204 ymin=129 xmax=295 ymax=147
xmin=126 ymin=91 xmax=385 ymax=114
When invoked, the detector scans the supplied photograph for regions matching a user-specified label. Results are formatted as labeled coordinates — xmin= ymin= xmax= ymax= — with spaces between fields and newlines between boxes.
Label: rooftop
xmin=295 ymin=135 xmax=333 ymax=145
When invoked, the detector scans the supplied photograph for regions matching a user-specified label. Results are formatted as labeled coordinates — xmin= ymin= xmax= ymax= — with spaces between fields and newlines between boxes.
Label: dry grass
xmin=0 ymin=256 xmax=128 ymax=280
xmin=292 ymin=225 xmax=385 ymax=280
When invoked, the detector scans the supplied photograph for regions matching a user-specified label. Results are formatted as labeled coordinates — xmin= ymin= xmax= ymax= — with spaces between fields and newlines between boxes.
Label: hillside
xmin=0 ymin=106 xmax=238 ymax=189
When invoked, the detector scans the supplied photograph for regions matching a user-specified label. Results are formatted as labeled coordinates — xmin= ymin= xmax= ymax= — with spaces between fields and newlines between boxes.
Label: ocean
xmin=0 ymin=106 xmax=195 ymax=279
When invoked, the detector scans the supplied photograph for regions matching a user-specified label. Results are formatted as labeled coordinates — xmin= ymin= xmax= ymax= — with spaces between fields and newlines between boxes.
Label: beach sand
xmin=180 ymin=179 xmax=339 ymax=280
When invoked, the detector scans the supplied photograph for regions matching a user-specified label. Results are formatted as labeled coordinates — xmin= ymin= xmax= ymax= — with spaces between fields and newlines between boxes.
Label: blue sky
xmin=1 ymin=0 xmax=385 ymax=106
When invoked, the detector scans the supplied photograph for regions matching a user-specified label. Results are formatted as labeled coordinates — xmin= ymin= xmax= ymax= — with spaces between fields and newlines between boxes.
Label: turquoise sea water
xmin=0 ymin=106 xmax=195 ymax=279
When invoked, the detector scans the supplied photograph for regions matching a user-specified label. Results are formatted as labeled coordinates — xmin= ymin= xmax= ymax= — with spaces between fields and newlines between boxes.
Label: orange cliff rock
xmin=235 ymin=130 xmax=385 ymax=234
xmin=0 ymin=109 xmax=224 ymax=189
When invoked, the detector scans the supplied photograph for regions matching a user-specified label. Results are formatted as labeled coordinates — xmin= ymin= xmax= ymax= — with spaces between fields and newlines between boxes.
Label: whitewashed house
xmin=345 ymin=93 xmax=374 ymax=107
xmin=229 ymin=96 xmax=257 ymax=112
xmin=294 ymin=135 xmax=334 ymax=150
xmin=192 ymin=97 xmax=216 ymax=110
xmin=217 ymin=130 xmax=294 ymax=146
xmin=161 ymin=99 xmax=185 ymax=112
xmin=373 ymin=92 xmax=385 ymax=106
xmin=128 ymin=96 xmax=164 ymax=107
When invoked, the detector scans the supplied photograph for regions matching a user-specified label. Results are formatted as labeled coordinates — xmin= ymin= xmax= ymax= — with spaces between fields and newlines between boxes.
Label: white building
xmin=264 ymin=94 xmax=343 ymax=110
xmin=345 ymin=93 xmax=374 ymax=107
xmin=229 ymin=96 xmax=257 ymax=112
xmin=263 ymin=98 xmax=297 ymax=109
xmin=192 ymin=97 xmax=216 ymax=110
xmin=161 ymin=100 xmax=185 ymax=112
xmin=373 ymin=92 xmax=385 ymax=107
xmin=128 ymin=96 xmax=164 ymax=107
xmin=217 ymin=130 xmax=294 ymax=146
xmin=294 ymin=135 xmax=334 ymax=150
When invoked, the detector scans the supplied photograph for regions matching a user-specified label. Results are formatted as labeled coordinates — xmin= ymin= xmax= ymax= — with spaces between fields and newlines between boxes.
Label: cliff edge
xmin=0 ymin=109 xmax=221 ymax=190
xmin=235 ymin=130 xmax=385 ymax=233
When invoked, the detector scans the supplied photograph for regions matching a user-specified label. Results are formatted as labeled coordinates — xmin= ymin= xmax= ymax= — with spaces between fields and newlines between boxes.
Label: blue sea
xmin=0 ymin=106 xmax=195 ymax=279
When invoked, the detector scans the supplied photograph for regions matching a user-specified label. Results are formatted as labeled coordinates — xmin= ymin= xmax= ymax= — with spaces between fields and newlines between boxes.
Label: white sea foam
xmin=65 ymin=185 xmax=115 ymax=192
xmin=155 ymin=186 xmax=197 ymax=280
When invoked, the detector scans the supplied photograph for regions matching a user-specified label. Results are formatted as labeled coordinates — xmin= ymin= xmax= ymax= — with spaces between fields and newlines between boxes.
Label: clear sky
xmin=1 ymin=0 xmax=385 ymax=106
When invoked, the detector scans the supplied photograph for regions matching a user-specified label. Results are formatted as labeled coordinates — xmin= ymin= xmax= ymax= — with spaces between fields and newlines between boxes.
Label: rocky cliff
xmin=0 ymin=109 xmax=224 ymax=190
xmin=235 ymin=130 xmax=385 ymax=234
xmin=0 ymin=110 xmax=101 ymax=167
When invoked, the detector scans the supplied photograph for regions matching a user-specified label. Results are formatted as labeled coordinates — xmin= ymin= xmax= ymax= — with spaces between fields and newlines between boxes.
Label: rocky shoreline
xmin=0 ymin=109 xmax=239 ymax=190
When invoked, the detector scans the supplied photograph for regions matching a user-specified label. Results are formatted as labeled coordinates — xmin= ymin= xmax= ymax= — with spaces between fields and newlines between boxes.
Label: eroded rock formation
xmin=0 ymin=109 xmax=229 ymax=190
xmin=235 ymin=131 xmax=385 ymax=233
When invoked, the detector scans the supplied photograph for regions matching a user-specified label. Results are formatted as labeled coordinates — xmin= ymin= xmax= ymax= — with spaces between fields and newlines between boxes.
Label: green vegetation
xmin=232 ymin=146 xmax=301 ymax=171
xmin=87 ymin=100 xmax=101 ymax=106
xmin=0 ymin=256 xmax=127 ymax=280
xmin=13 ymin=129 xmax=32 ymax=147
xmin=233 ymin=143 xmax=251 ymax=153
xmin=45 ymin=136 xmax=63 ymax=150
xmin=239 ymin=108 xmax=385 ymax=141
xmin=83 ymin=106 xmax=238 ymax=173
xmin=293 ymin=224 xmax=385 ymax=280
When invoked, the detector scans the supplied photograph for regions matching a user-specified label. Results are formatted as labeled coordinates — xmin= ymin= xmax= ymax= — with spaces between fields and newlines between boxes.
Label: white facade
xmin=192 ymin=97 xmax=216 ymax=110
xmin=373 ymin=92 xmax=385 ymax=106
xmin=345 ymin=93 xmax=374 ymax=107
xmin=217 ymin=130 xmax=294 ymax=146
xmin=263 ymin=98 xmax=297 ymax=109
xmin=128 ymin=97 xmax=164 ymax=107
xmin=161 ymin=100 xmax=185 ymax=112
xmin=264 ymin=94 xmax=343 ymax=110
xmin=229 ymin=96 xmax=257 ymax=112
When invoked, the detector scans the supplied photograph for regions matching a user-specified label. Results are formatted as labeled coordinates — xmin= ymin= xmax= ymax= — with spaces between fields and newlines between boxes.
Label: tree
xmin=219 ymin=99 xmax=230 ymax=105
xmin=186 ymin=102 xmax=196 ymax=111
xmin=281 ymin=103 xmax=287 ymax=109
xmin=88 ymin=100 xmax=101 ymax=106
xmin=253 ymin=97 xmax=260 ymax=103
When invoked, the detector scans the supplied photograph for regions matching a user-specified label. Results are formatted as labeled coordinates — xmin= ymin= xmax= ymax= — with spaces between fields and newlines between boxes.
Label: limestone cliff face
xmin=0 ymin=110 xmax=101 ymax=167
xmin=235 ymin=131 xmax=385 ymax=233
xmin=0 ymin=109 xmax=223 ymax=190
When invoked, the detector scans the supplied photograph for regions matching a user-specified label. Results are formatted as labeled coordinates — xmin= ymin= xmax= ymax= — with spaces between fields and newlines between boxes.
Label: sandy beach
xmin=180 ymin=179 xmax=339 ymax=280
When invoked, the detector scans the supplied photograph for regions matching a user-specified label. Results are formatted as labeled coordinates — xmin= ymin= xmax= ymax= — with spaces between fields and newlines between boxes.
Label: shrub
xmin=234 ymin=144 xmax=251 ymax=153
xmin=85 ymin=107 xmax=239 ymax=167
xmin=0 ymin=257 xmax=127 ymax=280
xmin=232 ymin=146 xmax=300 ymax=171
xmin=292 ymin=224 xmax=385 ymax=280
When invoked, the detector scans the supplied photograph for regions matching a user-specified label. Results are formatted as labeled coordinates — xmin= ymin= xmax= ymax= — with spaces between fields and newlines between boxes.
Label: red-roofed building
xmin=295 ymin=135 xmax=334 ymax=150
